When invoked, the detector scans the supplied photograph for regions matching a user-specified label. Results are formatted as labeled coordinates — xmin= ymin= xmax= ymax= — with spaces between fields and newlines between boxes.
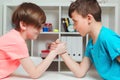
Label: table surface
xmin=2 ymin=68 xmax=102 ymax=80
xmin=1 ymin=57 xmax=102 ymax=80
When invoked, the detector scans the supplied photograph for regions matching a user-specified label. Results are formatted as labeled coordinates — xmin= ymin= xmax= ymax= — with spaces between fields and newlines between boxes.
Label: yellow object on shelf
xmin=53 ymin=29 xmax=59 ymax=32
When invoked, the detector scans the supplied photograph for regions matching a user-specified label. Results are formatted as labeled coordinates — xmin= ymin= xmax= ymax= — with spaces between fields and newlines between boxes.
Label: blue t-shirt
xmin=85 ymin=26 xmax=120 ymax=80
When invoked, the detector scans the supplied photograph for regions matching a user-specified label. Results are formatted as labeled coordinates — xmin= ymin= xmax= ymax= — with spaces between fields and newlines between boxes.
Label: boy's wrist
xmin=49 ymin=50 xmax=58 ymax=57
xmin=50 ymin=50 xmax=67 ymax=56
xmin=59 ymin=51 xmax=67 ymax=56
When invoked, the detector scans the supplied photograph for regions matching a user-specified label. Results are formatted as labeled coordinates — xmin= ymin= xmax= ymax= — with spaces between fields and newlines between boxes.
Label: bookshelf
xmin=3 ymin=2 xmax=119 ymax=71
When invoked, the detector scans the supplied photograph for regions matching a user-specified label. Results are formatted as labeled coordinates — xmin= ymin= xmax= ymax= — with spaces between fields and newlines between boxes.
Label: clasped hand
xmin=49 ymin=39 xmax=67 ymax=55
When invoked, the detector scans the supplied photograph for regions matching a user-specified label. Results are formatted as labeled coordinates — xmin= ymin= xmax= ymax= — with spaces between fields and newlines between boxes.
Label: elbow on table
xmin=29 ymin=72 xmax=42 ymax=79
xmin=74 ymin=72 xmax=86 ymax=78
xmin=29 ymin=75 xmax=40 ymax=79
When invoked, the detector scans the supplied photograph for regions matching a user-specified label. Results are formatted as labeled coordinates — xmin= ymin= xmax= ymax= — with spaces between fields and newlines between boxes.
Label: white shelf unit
xmin=100 ymin=4 xmax=119 ymax=33
xmin=31 ymin=6 xmax=60 ymax=57
xmin=3 ymin=3 xmax=119 ymax=71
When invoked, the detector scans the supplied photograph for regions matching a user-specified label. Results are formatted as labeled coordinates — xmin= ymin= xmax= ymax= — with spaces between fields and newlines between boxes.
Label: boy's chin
xmin=31 ymin=36 xmax=38 ymax=40
xmin=33 ymin=37 xmax=38 ymax=40
xmin=80 ymin=33 xmax=86 ymax=37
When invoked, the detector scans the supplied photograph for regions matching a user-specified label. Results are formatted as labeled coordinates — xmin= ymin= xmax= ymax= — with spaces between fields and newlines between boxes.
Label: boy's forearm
xmin=33 ymin=51 xmax=57 ymax=78
xmin=60 ymin=53 xmax=86 ymax=78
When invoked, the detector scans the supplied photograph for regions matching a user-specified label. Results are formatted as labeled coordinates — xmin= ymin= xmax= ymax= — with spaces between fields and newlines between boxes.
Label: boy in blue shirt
xmin=51 ymin=0 xmax=120 ymax=79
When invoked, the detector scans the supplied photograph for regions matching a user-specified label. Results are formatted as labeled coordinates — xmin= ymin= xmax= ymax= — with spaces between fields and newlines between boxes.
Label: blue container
xmin=43 ymin=27 xmax=49 ymax=32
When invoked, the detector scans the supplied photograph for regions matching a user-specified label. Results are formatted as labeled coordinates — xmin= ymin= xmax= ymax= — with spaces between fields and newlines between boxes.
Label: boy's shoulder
xmin=0 ymin=29 xmax=24 ymax=44
xmin=99 ymin=26 xmax=120 ymax=42
xmin=101 ymin=26 xmax=116 ymax=35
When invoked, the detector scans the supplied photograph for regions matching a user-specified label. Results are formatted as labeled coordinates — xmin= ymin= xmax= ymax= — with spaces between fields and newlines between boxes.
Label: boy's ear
xmin=87 ymin=14 xmax=93 ymax=24
xmin=19 ymin=21 xmax=27 ymax=30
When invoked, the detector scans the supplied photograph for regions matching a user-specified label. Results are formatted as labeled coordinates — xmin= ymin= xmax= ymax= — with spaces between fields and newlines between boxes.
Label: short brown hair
xmin=12 ymin=2 xmax=46 ymax=30
xmin=68 ymin=0 xmax=101 ymax=22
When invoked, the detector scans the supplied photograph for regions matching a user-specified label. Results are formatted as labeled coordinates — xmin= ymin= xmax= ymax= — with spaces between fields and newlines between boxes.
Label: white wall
xmin=0 ymin=5 xmax=2 ymax=36
xmin=0 ymin=0 xmax=120 ymax=35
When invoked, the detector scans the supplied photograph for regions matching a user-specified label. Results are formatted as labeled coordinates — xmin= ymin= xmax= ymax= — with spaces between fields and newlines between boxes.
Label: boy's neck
xmin=19 ymin=30 xmax=27 ymax=41
xmin=89 ymin=22 xmax=102 ymax=44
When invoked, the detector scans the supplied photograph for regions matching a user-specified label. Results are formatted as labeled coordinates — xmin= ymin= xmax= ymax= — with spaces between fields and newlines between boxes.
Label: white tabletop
xmin=1 ymin=57 xmax=102 ymax=80
xmin=2 ymin=69 xmax=102 ymax=80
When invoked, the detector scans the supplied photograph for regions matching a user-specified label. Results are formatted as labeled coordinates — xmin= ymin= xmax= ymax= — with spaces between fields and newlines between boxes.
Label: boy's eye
xmin=73 ymin=20 xmax=77 ymax=23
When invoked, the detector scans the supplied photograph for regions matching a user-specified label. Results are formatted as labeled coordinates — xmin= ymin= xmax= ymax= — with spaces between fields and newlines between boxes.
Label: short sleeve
xmin=0 ymin=29 xmax=29 ymax=60
xmin=7 ymin=41 xmax=29 ymax=60
xmin=105 ymin=34 xmax=120 ymax=61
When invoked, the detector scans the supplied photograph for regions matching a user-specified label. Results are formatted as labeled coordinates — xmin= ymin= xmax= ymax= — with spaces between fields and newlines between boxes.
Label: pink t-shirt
xmin=0 ymin=29 xmax=29 ymax=79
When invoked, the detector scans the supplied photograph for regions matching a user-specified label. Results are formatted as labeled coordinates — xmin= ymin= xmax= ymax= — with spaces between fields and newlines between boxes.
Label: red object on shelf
xmin=41 ymin=50 xmax=50 ymax=59
xmin=41 ymin=50 xmax=50 ymax=53
xmin=42 ymin=23 xmax=53 ymax=32
xmin=41 ymin=50 xmax=58 ymax=59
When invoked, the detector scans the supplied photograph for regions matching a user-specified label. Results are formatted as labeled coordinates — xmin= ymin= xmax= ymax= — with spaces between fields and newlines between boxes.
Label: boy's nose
xmin=73 ymin=26 xmax=76 ymax=30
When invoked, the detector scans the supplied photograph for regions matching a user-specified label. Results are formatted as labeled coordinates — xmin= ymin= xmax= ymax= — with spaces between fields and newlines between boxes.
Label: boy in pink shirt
xmin=0 ymin=29 xmax=29 ymax=78
xmin=0 ymin=2 xmax=66 ymax=79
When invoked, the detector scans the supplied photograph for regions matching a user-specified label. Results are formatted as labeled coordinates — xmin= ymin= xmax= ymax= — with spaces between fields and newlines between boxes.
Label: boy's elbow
xmin=29 ymin=72 xmax=42 ymax=79
xmin=29 ymin=74 xmax=40 ymax=79
xmin=74 ymin=72 xmax=86 ymax=78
